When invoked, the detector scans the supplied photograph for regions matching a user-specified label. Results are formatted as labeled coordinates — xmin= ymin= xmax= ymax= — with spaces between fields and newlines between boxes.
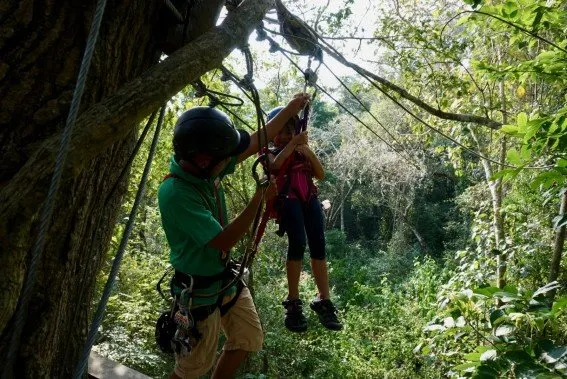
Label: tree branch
xmin=0 ymin=0 xmax=274 ymax=222
xmin=318 ymin=40 xmax=502 ymax=129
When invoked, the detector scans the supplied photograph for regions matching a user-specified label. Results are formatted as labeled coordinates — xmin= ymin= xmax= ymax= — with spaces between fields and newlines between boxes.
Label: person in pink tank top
xmin=265 ymin=106 xmax=343 ymax=333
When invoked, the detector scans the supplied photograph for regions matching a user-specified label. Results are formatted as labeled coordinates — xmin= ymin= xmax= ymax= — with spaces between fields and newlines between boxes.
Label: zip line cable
xmin=351 ymin=63 xmax=553 ymax=169
xmin=320 ymin=60 xmax=422 ymax=169
xmin=275 ymin=46 xmax=422 ymax=171
xmin=73 ymin=105 xmax=166 ymax=379
xmin=105 ymin=111 xmax=158 ymax=205
xmin=303 ymin=24 xmax=555 ymax=169
xmin=262 ymin=25 xmax=554 ymax=170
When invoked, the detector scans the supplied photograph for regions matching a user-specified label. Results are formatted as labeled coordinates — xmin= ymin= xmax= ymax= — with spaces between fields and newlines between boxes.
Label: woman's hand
xmin=286 ymin=93 xmax=310 ymax=114
xmin=263 ymin=178 xmax=278 ymax=201
xmin=292 ymin=131 xmax=308 ymax=146
xmin=294 ymin=144 xmax=312 ymax=156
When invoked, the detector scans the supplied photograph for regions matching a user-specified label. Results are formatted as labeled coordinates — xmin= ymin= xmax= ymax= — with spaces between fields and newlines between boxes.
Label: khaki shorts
xmin=174 ymin=287 xmax=263 ymax=378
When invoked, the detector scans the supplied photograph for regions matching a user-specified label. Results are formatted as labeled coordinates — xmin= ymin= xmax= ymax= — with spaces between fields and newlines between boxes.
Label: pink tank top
xmin=275 ymin=152 xmax=313 ymax=202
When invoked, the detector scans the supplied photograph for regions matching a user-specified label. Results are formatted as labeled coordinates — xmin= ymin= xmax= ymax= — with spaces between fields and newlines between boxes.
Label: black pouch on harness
xmin=155 ymin=307 xmax=178 ymax=354
xmin=273 ymin=193 xmax=288 ymax=237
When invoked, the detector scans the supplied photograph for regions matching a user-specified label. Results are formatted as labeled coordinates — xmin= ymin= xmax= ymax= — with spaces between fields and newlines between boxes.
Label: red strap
xmin=162 ymin=173 xmax=176 ymax=181
xmin=253 ymin=202 xmax=274 ymax=250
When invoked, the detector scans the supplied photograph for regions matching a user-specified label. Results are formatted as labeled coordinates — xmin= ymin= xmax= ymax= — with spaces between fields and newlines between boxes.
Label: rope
xmin=2 ymin=0 xmax=108 ymax=376
xmin=320 ymin=61 xmax=422 ymax=170
xmin=218 ymin=104 xmax=255 ymax=131
xmin=189 ymin=46 xmax=269 ymax=299
xmin=238 ymin=45 xmax=270 ymax=267
xmin=72 ymin=105 xmax=166 ymax=379
xmin=105 ymin=111 xmax=158 ymax=205
xmin=277 ymin=48 xmax=422 ymax=171
xmin=162 ymin=0 xmax=184 ymax=23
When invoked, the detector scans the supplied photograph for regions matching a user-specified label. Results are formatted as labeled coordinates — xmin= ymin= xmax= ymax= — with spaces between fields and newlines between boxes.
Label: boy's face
xmin=210 ymin=156 xmax=232 ymax=178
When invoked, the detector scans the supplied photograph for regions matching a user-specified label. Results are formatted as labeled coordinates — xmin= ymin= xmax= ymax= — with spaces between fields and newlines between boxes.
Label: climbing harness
xmin=155 ymin=172 xmax=250 ymax=355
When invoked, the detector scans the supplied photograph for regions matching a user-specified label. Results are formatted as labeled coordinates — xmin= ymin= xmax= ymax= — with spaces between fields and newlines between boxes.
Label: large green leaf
xmin=495 ymin=324 xmax=515 ymax=336
xmin=542 ymin=346 xmax=567 ymax=364
xmin=533 ymin=281 xmax=562 ymax=298
xmin=552 ymin=297 xmax=567 ymax=314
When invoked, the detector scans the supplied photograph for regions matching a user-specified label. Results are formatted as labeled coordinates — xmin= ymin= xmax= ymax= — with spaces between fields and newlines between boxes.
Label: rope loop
xmin=239 ymin=74 xmax=254 ymax=92
xmin=193 ymin=79 xmax=244 ymax=108
xmin=208 ymin=96 xmax=220 ymax=108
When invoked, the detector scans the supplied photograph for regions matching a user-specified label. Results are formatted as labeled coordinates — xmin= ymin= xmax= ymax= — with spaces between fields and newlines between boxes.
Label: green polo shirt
xmin=158 ymin=155 xmax=237 ymax=306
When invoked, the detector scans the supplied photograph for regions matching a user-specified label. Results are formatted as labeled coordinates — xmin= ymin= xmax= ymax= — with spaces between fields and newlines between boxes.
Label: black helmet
xmin=173 ymin=107 xmax=250 ymax=161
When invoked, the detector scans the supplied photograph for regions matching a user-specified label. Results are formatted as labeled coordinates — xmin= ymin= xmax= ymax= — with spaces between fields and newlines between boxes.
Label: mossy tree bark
xmin=0 ymin=0 xmax=273 ymax=376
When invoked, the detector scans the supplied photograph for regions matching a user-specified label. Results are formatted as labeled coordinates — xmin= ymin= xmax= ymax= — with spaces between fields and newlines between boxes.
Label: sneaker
xmin=310 ymin=299 xmax=343 ymax=331
xmin=282 ymin=298 xmax=308 ymax=332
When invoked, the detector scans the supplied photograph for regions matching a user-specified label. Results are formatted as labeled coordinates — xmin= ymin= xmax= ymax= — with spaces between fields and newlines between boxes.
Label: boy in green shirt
xmin=158 ymin=93 xmax=309 ymax=379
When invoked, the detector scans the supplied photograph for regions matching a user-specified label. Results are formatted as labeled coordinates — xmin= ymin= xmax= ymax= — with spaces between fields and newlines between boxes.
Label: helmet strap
xmin=180 ymin=157 xmax=224 ymax=179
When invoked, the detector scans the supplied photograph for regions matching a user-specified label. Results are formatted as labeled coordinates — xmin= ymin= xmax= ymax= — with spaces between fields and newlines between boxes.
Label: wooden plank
xmin=88 ymin=351 xmax=151 ymax=379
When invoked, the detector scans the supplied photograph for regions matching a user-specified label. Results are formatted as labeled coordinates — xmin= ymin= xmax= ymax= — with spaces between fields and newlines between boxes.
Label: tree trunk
xmin=0 ymin=0 xmax=271 ymax=377
xmin=340 ymin=181 xmax=345 ymax=232
xmin=548 ymin=189 xmax=567 ymax=298
xmin=494 ymin=137 xmax=507 ymax=289
xmin=495 ymin=71 xmax=508 ymax=289
xmin=0 ymin=2 xmax=161 ymax=377
xmin=469 ymin=128 xmax=506 ymax=288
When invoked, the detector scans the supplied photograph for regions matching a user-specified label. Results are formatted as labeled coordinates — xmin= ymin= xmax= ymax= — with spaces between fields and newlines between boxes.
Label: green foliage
xmin=421 ymin=282 xmax=567 ymax=378
xmin=90 ymin=1 xmax=567 ymax=378
xmin=246 ymin=235 xmax=446 ymax=378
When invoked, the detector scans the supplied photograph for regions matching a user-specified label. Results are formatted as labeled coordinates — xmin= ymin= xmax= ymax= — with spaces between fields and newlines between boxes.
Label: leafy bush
xmin=420 ymin=282 xmax=567 ymax=378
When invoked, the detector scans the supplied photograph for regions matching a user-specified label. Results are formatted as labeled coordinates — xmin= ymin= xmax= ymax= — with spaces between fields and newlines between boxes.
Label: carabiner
xmin=252 ymin=154 xmax=269 ymax=188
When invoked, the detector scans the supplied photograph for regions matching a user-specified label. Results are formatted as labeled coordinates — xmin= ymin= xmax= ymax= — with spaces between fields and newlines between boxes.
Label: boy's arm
xmin=208 ymin=183 xmax=276 ymax=251
xmin=236 ymin=94 xmax=309 ymax=163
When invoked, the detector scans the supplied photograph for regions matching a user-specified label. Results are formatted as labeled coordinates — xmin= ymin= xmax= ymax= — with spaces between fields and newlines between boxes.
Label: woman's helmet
xmin=267 ymin=106 xmax=300 ymax=134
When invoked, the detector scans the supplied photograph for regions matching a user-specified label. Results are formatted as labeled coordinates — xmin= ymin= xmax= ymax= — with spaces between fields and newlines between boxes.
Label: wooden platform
xmin=88 ymin=351 xmax=151 ymax=379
